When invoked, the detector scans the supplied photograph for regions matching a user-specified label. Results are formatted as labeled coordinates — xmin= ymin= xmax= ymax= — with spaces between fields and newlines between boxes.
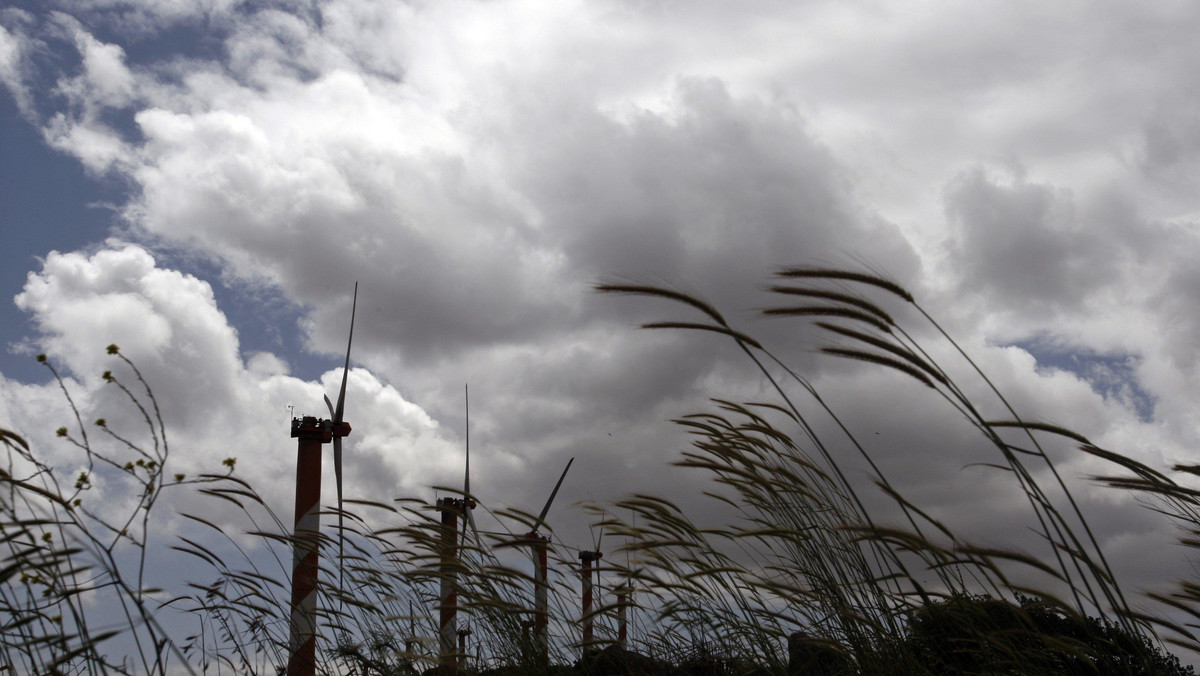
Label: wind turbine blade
xmin=330 ymin=282 xmax=356 ymax=602
xmin=322 ymin=394 xmax=347 ymax=593
xmin=595 ymin=509 xmax=608 ymax=553
xmin=463 ymin=384 xmax=471 ymax=500
xmin=531 ymin=457 xmax=574 ymax=535
xmin=462 ymin=384 xmax=470 ymax=548
xmin=332 ymin=282 xmax=357 ymax=424
xmin=466 ymin=504 xmax=482 ymax=550
xmin=459 ymin=384 xmax=485 ymax=551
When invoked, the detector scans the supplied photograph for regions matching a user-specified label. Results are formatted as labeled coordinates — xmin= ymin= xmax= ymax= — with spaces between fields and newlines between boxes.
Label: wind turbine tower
xmin=579 ymin=544 xmax=603 ymax=654
xmin=438 ymin=385 xmax=481 ymax=676
xmin=456 ymin=626 xmax=472 ymax=671
xmin=287 ymin=284 xmax=357 ymax=676
xmin=436 ymin=495 xmax=472 ymax=676
xmin=615 ymin=582 xmax=633 ymax=648
xmin=513 ymin=457 xmax=574 ymax=668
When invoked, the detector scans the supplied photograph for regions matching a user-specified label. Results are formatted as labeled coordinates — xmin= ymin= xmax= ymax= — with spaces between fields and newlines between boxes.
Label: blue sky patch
xmin=1011 ymin=337 xmax=1155 ymax=423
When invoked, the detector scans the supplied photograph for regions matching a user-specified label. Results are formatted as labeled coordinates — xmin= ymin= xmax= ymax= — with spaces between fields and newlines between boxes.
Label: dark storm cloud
xmin=523 ymin=78 xmax=918 ymax=289
xmin=945 ymin=169 xmax=1109 ymax=314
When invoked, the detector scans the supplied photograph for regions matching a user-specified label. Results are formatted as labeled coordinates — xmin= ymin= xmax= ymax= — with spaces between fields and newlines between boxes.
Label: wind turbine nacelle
xmin=436 ymin=497 xmax=476 ymax=511
xmin=289 ymin=417 xmax=351 ymax=441
xmin=291 ymin=416 xmax=334 ymax=442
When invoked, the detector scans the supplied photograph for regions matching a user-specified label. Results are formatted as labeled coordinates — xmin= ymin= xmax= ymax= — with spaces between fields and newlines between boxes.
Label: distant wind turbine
xmin=497 ymin=456 xmax=574 ymax=668
xmin=437 ymin=385 xmax=481 ymax=676
xmin=579 ymin=527 xmax=603 ymax=655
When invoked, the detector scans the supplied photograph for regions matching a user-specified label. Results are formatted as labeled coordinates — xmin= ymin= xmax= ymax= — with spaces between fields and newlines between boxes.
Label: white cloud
xmin=4 ymin=14 xmax=142 ymax=174
xmin=0 ymin=23 xmax=25 ymax=109
xmin=72 ymin=28 xmax=135 ymax=106
xmin=246 ymin=350 xmax=288 ymax=376
xmin=5 ymin=243 xmax=461 ymax=523
xmin=56 ymin=0 xmax=247 ymax=36
xmin=0 ymin=10 xmax=39 ymax=117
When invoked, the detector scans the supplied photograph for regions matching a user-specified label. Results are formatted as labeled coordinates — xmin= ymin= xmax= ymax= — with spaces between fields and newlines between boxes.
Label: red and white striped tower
xmin=405 ymin=599 xmax=417 ymax=665
xmin=519 ymin=532 xmax=551 ymax=667
xmin=579 ymin=549 xmax=602 ymax=654
xmin=616 ymin=582 xmax=632 ymax=648
xmin=532 ymin=535 xmax=550 ymax=665
xmin=437 ymin=496 xmax=472 ymax=676
xmin=456 ymin=627 xmax=472 ymax=671
xmin=287 ymin=415 xmax=350 ymax=676
xmin=508 ymin=457 xmax=572 ymax=667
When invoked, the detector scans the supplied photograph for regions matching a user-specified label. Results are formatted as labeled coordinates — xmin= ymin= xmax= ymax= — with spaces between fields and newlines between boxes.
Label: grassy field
xmin=3 ymin=268 xmax=1198 ymax=674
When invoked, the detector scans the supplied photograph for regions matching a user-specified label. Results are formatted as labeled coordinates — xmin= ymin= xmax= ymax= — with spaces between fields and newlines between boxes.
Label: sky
xmin=2 ymin=0 xmax=1200 ymax=662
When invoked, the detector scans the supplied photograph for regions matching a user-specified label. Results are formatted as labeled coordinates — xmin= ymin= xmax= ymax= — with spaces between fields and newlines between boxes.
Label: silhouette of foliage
xmin=901 ymin=594 xmax=1195 ymax=676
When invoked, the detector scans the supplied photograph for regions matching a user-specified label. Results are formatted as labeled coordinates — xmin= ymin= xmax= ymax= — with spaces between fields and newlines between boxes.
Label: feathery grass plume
xmin=6 ymin=265 xmax=1199 ymax=673
xmin=641 ymin=321 xmax=764 ymax=349
xmin=595 ymin=404 xmax=931 ymax=671
xmin=775 ymin=267 xmax=915 ymax=303
xmin=776 ymin=267 xmax=1141 ymax=630
xmin=596 ymin=283 xmax=729 ymax=326
xmin=816 ymin=321 xmax=949 ymax=386
xmin=596 ymin=264 xmax=1198 ymax=674
xmin=769 ymin=285 xmax=897 ymax=326
xmin=819 ymin=347 xmax=938 ymax=388
xmin=764 ymin=305 xmax=894 ymax=334
xmin=986 ymin=420 xmax=1092 ymax=446
xmin=1087 ymin=457 xmax=1200 ymax=656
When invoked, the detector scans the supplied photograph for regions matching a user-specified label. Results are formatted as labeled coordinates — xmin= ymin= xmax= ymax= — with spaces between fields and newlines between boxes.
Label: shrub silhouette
xmin=901 ymin=594 xmax=1195 ymax=675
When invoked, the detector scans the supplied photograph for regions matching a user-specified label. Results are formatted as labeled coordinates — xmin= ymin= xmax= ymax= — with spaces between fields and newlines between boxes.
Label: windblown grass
xmin=3 ymin=268 xmax=1199 ymax=674
xmin=594 ymin=268 xmax=1193 ymax=673
xmin=0 ymin=348 xmax=208 ymax=674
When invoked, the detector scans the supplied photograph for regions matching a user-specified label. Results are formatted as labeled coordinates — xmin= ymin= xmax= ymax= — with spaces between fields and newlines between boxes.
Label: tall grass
xmin=0 ymin=348 xmax=205 ymax=674
xmin=592 ymin=268 xmax=1191 ymax=673
xmin=3 ymin=268 xmax=1199 ymax=674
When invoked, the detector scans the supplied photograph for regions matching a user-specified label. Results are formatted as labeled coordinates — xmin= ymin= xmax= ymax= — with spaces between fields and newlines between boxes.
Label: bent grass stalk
xmin=596 ymin=269 xmax=1185 ymax=672
xmin=4 ymin=267 xmax=1198 ymax=673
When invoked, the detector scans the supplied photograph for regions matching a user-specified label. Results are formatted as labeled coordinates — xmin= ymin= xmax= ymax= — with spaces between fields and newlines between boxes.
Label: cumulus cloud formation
xmin=2 ymin=0 xmax=1200 ymax=653
xmin=4 ymin=243 xmax=460 ymax=521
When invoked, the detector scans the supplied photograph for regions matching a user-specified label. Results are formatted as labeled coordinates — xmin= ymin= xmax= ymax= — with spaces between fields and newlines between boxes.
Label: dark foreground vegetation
xmin=3 ymin=268 xmax=1200 ymax=674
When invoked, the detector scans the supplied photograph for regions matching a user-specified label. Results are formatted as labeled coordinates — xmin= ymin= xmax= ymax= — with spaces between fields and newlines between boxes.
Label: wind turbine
xmin=404 ymin=598 xmax=417 ymax=665
xmin=287 ymin=283 xmax=357 ymax=676
xmin=578 ymin=528 xmax=603 ymax=655
xmin=456 ymin=625 xmax=473 ymax=672
xmin=615 ymin=581 xmax=633 ymax=648
xmin=437 ymin=385 xmax=481 ymax=676
xmin=499 ymin=456 xmax=574 ymax=668
xmin=615 ymin=513 xmax=635 ymax=650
